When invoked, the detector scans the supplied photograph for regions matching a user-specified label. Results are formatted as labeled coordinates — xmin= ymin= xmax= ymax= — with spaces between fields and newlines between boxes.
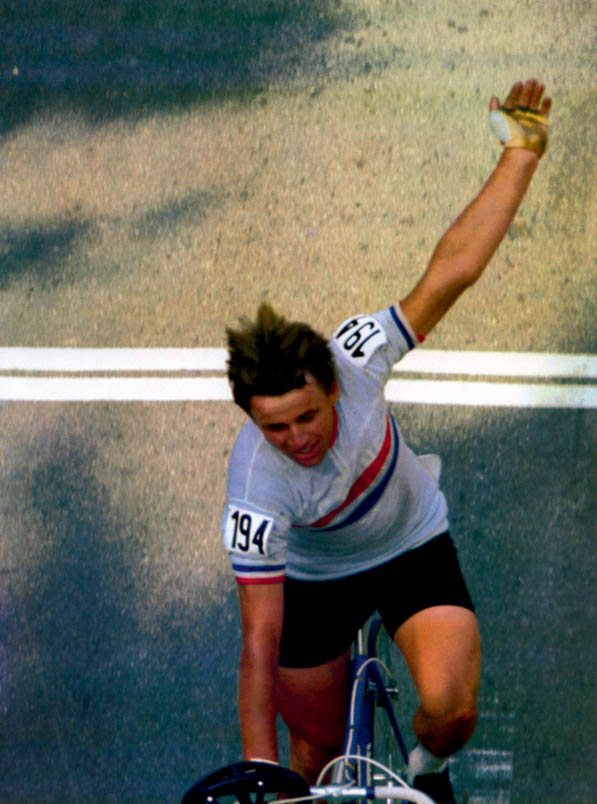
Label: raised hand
xmin=489 ymin=78 xmax=551 ymax=157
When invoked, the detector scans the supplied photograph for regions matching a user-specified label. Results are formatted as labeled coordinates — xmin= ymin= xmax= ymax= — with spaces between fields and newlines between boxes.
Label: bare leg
xmin=394 ymin=605 xmax=481 ymax=757
xmin=278 ymin=650 xmax=351 ymax=783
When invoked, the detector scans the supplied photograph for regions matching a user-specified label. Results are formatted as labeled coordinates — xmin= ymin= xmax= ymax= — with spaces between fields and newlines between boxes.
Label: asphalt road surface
xmin=1 ymin=2 xmax=595 ymax=802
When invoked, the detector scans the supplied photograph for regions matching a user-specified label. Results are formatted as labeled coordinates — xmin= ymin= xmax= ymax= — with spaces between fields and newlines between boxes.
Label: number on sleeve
xmin=333 ymin=316 xmax=387 ymax=365
xmin=224 ymin=507 xmax=274 ymax=556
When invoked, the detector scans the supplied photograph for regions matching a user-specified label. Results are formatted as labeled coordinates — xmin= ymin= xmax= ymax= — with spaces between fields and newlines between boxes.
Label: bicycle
xmin=181 ymin=614 xmax=436 ymax=804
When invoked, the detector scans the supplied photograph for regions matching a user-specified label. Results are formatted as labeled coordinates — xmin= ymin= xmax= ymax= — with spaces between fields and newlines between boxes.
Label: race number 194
xmin=333 ymin=316 xmax=387 ymax=364
xmin=224 ymin=507 xmax=274 ymax=556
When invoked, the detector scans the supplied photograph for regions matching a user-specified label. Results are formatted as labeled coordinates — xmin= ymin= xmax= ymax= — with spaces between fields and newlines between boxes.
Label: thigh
xmin=375 ymin=532 xmax=475 ymax=641
xmin=278 ymin=650 xmax=351 ymax=750
xmin=395 ymin=605 xmax=481 ymax=716
xmin=372 ymin=533 xmax=479 ymax=712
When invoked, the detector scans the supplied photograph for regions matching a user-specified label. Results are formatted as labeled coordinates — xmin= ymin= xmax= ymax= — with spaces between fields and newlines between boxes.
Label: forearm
xmin=401 ymin=146 xmax=539 ymax=333
xmin=430 ymin=147 xmax=538 ymax=280
xmin=238 ymin=638 xmax=280 ymax=762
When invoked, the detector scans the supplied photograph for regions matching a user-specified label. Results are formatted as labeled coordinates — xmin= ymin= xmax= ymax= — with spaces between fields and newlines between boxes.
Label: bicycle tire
xmin=367 ymin=616 xmax=410 ymax=780
xmin=181 ymin=761 xmax=310 ymax=804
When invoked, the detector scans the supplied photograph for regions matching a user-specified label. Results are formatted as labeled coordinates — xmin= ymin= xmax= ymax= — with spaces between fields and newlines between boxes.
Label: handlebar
xmin=181 ymin=761 xmax=436 ymax=804
xmin=309 ymin=784 xmax=435 ymax=803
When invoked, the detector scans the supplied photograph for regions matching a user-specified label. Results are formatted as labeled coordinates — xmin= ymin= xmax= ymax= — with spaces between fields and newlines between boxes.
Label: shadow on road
xmin=0 ymin=0 xmax=359 ymax=133
xmin=1 ymin=412 xmax=238 ymax=801
xmin=391 ymin=404 xmax=596 ymax=804
xmin=0 ymin=219 xmax=95 ymax=290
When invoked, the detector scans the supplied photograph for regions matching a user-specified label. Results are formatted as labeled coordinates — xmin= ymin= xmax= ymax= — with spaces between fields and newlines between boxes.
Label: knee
xmin=290 ymin=732 xmax=342 ymax=783
xmin=417 ymin=690 xmax=478 ymax=753
xmin=446 ymin=701 xmax=478 ymax=743
xmin=438 ymin=691 xmax=477 ymax=731
xmin=424 ymin=679 xmax=475 ymax=714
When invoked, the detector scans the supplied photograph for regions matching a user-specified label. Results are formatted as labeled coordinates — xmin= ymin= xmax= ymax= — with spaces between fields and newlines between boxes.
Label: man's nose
xmin=287 ymin=424 xmax=308 ymax=450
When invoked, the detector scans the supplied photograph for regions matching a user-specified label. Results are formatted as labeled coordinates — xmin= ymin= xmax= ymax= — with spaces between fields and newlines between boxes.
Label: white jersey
xmin=222 ymin=305 xmax=448 ymax=583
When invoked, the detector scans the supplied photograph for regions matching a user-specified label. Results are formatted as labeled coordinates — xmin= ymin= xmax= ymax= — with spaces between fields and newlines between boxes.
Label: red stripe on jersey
xmin=235 ymin=575 xmax=285 ymax=585
xmin=301 ymin=414 xmax=392 ymax=529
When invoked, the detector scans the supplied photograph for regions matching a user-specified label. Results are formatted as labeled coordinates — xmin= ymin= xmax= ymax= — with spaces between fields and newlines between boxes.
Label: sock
xmin=406 ymin=743 xmax=449 ymax=783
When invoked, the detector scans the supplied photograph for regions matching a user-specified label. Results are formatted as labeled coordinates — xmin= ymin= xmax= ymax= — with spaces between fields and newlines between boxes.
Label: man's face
xmin=249 ymin=375 xmax=339 ymax=467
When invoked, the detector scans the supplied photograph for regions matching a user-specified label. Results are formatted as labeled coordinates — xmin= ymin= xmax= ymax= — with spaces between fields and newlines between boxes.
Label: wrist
xmin=502 ymin=144 xmax=540 ymax=164
xmin=498 ymin=146 xmax=539 ymax=176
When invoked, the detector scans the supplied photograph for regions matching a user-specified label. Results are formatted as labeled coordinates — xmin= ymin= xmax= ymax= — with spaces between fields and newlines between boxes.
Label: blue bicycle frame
xmin=181 ymin=616 xmax=437 ymax=804
xmin=333 ymin=617 xmax=409 ymax=789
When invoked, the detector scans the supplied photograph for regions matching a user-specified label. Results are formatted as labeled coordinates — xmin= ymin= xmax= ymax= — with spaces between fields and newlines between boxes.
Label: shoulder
xmin=330 ymin=305 xmax=417 ymax=380
xmin=229 ymin=418 xmax=263 ymax=464
xmin=227 ymin=420 xmax=302 ymax=511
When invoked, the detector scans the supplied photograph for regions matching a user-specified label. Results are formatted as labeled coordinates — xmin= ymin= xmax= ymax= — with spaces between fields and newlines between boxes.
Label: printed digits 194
xmin=229 ymin=510 xmax=269 ymax=554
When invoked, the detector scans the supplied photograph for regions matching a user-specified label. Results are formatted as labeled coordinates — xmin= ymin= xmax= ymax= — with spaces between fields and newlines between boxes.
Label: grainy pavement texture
xmin=0 ymin=2 xmax=595 ymax=803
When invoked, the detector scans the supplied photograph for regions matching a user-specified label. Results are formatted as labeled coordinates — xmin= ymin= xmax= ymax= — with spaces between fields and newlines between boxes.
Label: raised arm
xmin=400 ymin=78 xmax=551 ymax=336
xmin=237 ymin=582 xmax=284 ymax=762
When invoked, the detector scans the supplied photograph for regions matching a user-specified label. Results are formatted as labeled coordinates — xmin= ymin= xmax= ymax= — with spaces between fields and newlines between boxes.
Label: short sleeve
xmin=330 ymin=304 xmax=417 ymax=384
xmin=222 ymin=424 xmax=293 ymax=584
xmin=222 ymin=499 xmax=288 ymax=584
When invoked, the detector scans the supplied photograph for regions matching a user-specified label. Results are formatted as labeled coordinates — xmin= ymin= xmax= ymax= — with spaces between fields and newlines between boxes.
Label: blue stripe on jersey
xmin=232 ymin=562 xmax=286 ymax=574
xmin=390 ymin=305 xmax=415 ymax=350
xmin=317 ymin=414 xmax=400 ymax=532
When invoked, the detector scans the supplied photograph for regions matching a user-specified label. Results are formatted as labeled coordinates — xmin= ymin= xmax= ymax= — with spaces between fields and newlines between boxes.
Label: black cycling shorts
xmin=278 ymin=532 xmax=474 ymax=668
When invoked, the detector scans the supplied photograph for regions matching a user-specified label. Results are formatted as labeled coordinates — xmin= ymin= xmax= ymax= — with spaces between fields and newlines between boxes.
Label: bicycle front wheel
xmin=367 ymin=616 xmax=410 ymax=780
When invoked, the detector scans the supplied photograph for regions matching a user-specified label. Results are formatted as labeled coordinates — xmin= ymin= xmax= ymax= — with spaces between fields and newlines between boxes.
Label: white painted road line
xmin=396 ymin=350 xmax=597 ymax=379
xmin=385 ymin=380 xmax=597 ymax=408
xmin=0 ymin=348 xmax=596 ymax=378
xmin=0 ymin=347 xmax=229 ymax=373
xmin=1 ymin=376 xmax=596 ymax=407
xmin=0 ymin=377 xmax=232 ymax=402
xmin=1 ymin=348 xmax=595 ymax=406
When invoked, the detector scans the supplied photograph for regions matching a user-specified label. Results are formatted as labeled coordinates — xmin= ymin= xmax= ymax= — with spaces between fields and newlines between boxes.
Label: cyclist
xmin=221 ymin=79 xmax=550 ymax=804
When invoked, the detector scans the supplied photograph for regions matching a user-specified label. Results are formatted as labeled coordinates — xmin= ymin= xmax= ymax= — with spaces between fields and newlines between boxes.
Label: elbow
xmin=449 ymin=257 xmax=487 ymax=290
xmin=428 ymin=257 xmax=484 ymax=301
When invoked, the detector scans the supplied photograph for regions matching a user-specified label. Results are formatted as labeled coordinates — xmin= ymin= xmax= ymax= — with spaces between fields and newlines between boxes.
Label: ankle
xmin=406 ymin=743 xmax=450 ymax=783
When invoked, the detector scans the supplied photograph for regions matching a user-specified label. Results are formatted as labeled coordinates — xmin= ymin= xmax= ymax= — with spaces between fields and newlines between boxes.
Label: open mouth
xmin=292 ymin=444 xmax=319 ymax=464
